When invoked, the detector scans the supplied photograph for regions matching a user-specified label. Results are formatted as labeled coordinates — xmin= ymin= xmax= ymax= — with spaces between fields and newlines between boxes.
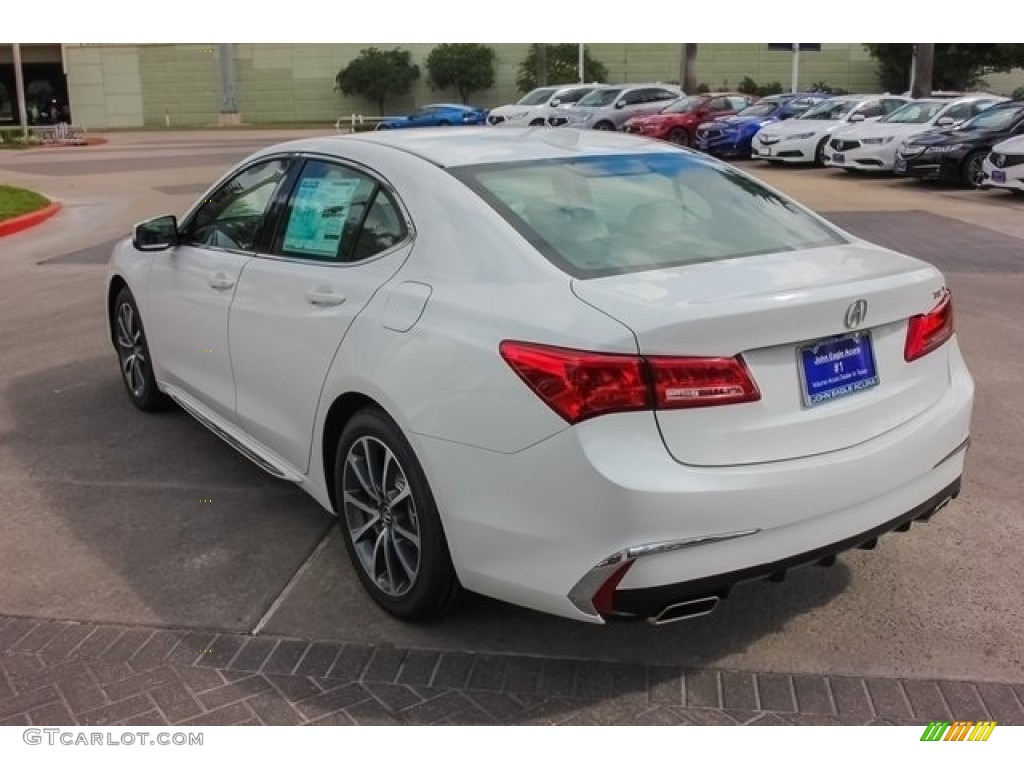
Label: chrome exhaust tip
xmin=648 ymin=596 xmax=720 ymax=626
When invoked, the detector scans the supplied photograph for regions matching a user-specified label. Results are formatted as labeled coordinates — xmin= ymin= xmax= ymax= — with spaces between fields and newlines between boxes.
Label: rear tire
xmin=334 ymin=408 xmax=461 ymax=622
xmin=437 ymin=120 xmax=451 ymax=127
xmin=112 ymin=287 xmax=173 ymax=412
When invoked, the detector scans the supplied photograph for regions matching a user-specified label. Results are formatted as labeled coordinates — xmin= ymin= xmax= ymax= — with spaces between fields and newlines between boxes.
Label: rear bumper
xmin=612 ymin=476 xmax=961 ymax=619
xmin=415 ymin=340 xmax=974 ymax=623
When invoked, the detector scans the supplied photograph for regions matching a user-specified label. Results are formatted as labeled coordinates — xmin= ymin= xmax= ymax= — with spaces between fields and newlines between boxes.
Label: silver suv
xmin=560 ymin=83 xmax=685 ymax=130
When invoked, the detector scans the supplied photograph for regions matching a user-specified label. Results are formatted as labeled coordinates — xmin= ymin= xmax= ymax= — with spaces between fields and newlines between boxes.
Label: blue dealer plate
xmin=992 ymin=169 xmax=1007 ymax=183
xmin=798 ymin=332 xmax=879 ymax=407
xmin=832 ymin=153 xmax=845 ymax=163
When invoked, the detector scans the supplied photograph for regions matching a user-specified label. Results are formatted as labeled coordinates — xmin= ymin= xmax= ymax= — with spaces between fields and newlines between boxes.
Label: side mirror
xmin=550 ymin=98 xmax=562 ymax=107
xmin=935 ymin=116 xmax=955 ymax=127
xmin=133 ymin=215 xmax=178 ymax=252
xmin=615 ymin=99 xmax=626 ymax=109
xmin=849 ymin=113 xmax=866 ymax=123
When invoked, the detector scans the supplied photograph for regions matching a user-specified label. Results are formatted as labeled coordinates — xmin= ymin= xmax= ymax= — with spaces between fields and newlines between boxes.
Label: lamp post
xmin=13 ymin=43 xmax=28 ymax=136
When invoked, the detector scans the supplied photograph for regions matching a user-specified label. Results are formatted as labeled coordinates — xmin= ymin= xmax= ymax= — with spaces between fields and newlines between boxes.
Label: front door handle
xmin=304 ymin=289 xmax=346 ymax=307
xmin=208 ymin=271 xmax=235 ymax=291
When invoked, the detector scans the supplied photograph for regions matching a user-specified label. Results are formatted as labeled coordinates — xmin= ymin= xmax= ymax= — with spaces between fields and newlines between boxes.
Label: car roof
xmin=423 ymin=103 xmax=475 ymax=110
xmin=277 ymin=127 xmax=676 ymax=169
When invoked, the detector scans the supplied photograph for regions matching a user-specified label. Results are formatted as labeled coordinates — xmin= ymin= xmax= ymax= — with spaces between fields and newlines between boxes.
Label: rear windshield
xmin=451 ymin=153 xmax=846 ymax=278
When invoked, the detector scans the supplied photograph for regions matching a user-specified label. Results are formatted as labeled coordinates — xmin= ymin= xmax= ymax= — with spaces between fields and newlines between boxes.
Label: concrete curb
xmin=0 ymin=202 xmax=62 ymax=238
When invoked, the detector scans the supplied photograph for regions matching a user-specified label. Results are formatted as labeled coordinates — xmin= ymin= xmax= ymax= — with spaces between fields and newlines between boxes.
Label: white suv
xmin=487 ymin=84 xmax=600 ymax=128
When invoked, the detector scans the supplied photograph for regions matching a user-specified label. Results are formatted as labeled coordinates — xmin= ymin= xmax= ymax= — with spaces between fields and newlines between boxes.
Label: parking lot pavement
xmin=1 ymin=132 xmax=1022 ymax=726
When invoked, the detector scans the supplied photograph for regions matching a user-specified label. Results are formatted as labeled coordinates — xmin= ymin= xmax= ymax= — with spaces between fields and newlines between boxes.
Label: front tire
xmin=960 ymin=150 xmax=986 ymax=188
xmin=667 ymin=128 xmax=691 ymax=147
xmin=593 ymin=121 xmax=615 ymax=131
xmin=334 ymin=408 xmax=461 ymax=621
xmin=113 ymin=286 xmax=172 ymax=412
xmin=814 ymin=137 xmax=829 ymax=167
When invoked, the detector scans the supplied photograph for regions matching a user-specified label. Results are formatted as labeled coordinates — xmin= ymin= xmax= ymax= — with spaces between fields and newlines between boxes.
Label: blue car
xmin=376 ymin=103 xmax=488 ymax=130
xmin=694 ymin=93 xmax=829 ymax=158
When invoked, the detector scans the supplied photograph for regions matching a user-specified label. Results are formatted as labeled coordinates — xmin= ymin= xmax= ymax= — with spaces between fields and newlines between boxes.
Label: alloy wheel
xmin=342 ymin=436 xmax=422 ymax=597
xmin=115 ymin=301 xmax=147 ymax=399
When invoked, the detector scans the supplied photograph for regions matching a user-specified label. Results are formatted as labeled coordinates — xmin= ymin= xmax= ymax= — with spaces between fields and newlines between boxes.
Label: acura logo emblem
xmin=844 ymin=299 xmax=868 ymax=329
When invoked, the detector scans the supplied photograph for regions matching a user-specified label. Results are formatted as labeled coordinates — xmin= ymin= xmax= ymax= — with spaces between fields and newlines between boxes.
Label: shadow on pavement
xmin=1 ymin=355 xmax=333 ymax=631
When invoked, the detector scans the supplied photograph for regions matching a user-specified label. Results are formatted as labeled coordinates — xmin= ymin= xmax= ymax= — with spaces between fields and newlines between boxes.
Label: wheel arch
xmin=107 ymin=275 xmax=129 ymax=347
xmin=321 ymin=390 xmax=388 ymax=513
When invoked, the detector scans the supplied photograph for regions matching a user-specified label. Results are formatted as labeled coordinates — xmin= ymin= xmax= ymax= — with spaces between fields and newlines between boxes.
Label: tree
xmin=516 ymin=44 xmax=609 ymax=93
xmin=865 ymin=44 xmax=1024 ymax=93
xmin=335 ymin=47 xmax=420 ymax=115
xmin=425 ymin=44 xmax=496 ymax=104
xmin=680 ymin=44 xmax=698 ymax=94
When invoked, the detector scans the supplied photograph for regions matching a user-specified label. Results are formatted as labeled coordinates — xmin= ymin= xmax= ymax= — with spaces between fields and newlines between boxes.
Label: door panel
xmin=146 ymin=246 xmax=249 ymax=419
xmin=229 ymin=249 xmax=409 ymax=471
xmin=228 ymin=159 xmax=413 ymax=472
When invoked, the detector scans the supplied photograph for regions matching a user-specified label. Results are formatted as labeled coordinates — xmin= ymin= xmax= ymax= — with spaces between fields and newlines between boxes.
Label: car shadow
xmin=3 ymin=354 xmax=853 ymax=722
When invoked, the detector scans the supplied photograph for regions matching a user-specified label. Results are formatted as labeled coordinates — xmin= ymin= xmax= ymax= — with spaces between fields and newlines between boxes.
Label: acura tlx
xmin=106 ymin=128 xmax=973 ymax=624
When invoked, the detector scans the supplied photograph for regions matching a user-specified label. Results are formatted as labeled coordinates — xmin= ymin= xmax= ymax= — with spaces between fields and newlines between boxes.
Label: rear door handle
xmin=304 ymin=289 xmax=346 ymax=307
xmin=208 ymin=271 xmax=235 ymax=291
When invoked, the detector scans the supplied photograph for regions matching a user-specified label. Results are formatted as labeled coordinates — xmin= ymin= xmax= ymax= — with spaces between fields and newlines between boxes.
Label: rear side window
xmin=273 ymin=160 xmax=406 ymax=263
xmin=451 ymin=153 xmax=845 ymax=278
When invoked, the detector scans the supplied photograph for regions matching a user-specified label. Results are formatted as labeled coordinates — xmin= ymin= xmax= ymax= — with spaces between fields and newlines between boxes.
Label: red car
xmin=622 ymin=93 xmax=755 ymax=146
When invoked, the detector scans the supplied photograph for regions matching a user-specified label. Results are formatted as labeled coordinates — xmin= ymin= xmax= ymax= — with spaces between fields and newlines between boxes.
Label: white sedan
xmin=752 ymin=94 xmax=911 ymax=166
xmin=107 ymin=128 xmax=973 ymax=624
xmin=486 ymin=83 xmax=597 ymax=128
xmin=980 ymin=134 xmax=1024 ymax=193
xmin=825 ymin=94 xmax=1007 ymax=173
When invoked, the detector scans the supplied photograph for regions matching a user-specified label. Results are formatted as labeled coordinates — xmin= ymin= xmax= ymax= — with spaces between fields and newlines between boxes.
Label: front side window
xmin=274 ymin=160 xmax=406 ymax=263
xmin=185 ymin=158 xmax=290 ymax=251
xmin=452 ymin=153 xmax=845 ymax=278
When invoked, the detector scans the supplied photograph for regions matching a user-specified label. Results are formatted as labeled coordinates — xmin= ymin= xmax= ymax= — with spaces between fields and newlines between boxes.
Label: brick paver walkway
xmin=2 ymin=616 xmax=1022 ymax=726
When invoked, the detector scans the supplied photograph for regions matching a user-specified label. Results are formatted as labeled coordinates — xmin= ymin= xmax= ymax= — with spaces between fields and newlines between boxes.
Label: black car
xmin=894 ymin=101 xmax=1024 ymax=187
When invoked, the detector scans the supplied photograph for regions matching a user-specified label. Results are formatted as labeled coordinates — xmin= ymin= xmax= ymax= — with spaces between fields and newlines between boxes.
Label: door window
xmin=273 ymin=160 xmax=407 ymax=263
xmin=184 ymin=159 xmax=290 ymax=251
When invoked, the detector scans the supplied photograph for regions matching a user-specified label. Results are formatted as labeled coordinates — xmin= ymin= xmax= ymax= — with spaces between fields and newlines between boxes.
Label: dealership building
xmin=2 ymin=43 xmax=1021 ymax=130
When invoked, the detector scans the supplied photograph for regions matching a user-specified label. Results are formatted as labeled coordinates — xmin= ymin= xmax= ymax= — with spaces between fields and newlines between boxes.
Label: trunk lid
xmin=571 ymin=242 xmax=951 ymax=466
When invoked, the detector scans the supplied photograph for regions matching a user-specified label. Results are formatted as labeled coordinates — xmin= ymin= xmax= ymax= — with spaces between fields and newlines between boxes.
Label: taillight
xmin=905 ymin=291 xmax=954 ymax=362
xmin=648 ymin=356 xmax=761 ymax=409
xmin=498 ymin=341 xmax=649 ymax=424
xmin=499 ymin=341 xmax=760 ymax=425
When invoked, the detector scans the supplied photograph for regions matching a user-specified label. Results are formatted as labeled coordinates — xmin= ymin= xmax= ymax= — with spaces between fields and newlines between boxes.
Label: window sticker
xmin=283 ymin=177 xmax=361 ymax=257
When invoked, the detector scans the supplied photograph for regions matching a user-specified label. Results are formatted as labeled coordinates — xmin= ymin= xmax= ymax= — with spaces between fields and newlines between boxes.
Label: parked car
xmin=980 ymin=135 xmax=1024 ymax=193
xmin=825 ymin=94 xmax=1006 ymax=173
xmin=108 ymin=128 xmax=973 ymax=624
xmin=620 ymin=93 xmax=754 ymax=146
xmin=895 ymin=101 xmax=1024 ymax=187
xmin=752 ymin=94 xmax=911 ymax=166
xmin=561 ymin=83 xmax=684 ymax=130
xmin=694 ymin=92 xmax=829 ymax=158
xmin=376 ymin=104 xmax=487 ymax=130
xmin=487 ymin=84 xmax=599 ymax=127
